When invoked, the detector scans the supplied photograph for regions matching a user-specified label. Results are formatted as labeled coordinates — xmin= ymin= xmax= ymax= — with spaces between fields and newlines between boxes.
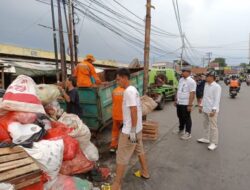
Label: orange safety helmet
xmin=84 ymin=54 xmax=96 ymax=62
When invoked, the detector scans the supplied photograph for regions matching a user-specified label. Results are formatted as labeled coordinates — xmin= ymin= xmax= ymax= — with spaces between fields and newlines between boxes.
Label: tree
xmin=213 ymin=57 xmax=227 ymax=67
xmin=240 ymin=63 xmax=248 ymax=68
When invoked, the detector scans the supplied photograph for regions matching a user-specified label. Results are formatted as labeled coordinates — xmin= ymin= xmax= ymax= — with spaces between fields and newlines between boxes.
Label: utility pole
xmin=72 ymin=3 xmax=78 ymax=65
xmin=207 ymin=52 xmax=212 ymax=68
xmin=50 ymin=0 xmax=60 ymax=82
xmin=143 ymin=0 xmax=152 ymax=95
xmin=201 ymin=57 xmax=206 ymax=68
xmin=57 ymin=0 xmax=67 ymax=82
xmin=67 ymin=0 xmax=75 ymax=73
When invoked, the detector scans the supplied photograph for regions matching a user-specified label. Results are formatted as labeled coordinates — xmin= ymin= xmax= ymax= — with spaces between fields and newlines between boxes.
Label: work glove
xmin=129 ymin=127 xmax=137 ymax=143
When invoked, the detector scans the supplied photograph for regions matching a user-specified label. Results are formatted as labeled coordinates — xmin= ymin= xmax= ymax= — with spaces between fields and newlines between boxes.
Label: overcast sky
xmin=0 ymin=0 xmax=250 ymax=66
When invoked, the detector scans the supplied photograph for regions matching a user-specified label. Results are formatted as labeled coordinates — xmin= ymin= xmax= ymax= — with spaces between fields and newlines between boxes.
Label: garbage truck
xmin=148 ymin=68 xmax=178 ymax=110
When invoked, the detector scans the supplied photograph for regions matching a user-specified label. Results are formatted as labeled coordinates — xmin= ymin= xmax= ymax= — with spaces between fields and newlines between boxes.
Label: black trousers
xmin=177 ymin=105 xmax=192 ymax=134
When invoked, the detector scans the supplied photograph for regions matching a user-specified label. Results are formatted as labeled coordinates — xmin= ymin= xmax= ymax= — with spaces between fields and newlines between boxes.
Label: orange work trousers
xmin=110 ymin=120 xmax=123 ymax=148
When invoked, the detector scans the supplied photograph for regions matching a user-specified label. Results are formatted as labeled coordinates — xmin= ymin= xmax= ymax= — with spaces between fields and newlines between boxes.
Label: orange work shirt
xmin=112 ymin=86 xmax=125 ymax=121
xmin=230 ymin=80 xmax=239 ymax=88
xmin=74 ymin=60 xmax=101 ymax=87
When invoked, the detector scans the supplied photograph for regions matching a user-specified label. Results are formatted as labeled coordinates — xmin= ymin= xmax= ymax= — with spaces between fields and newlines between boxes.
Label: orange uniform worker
xmin=74 ymin=54 xmax=101 ymax=87
xmin=230 ymin=79 xmax=240 ymax=88
xmin=110 ymin=86 xmax=125 ymax=152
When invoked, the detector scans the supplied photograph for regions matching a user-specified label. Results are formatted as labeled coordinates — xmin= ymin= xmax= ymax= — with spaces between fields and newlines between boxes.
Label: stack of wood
xmin=142 ymin=121 xmax=159 ymax=141
xmin=0 ymin=146 xmax=42 ymax=189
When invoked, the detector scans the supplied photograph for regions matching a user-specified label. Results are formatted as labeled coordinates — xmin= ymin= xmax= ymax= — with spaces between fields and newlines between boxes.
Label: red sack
xmin=44 ymin=121 xmax=73 ymax=139
xmin=0 ymin=75 xmax=45 ymax=113
xmin=20 ymin=181 xmax=44 ymax=190
xmin=0 ymin=112 xmax=14 ymax=142
xmin=44 ymin=122 xmax=78 ymax=161
xmin=62 ymin=136 xmax=79 ymax=161
xmin=20 ymin=173 xmax=47 ymax=190
xmin=0 ymin=125 xmax=11 ymax=142
xmin=60 ymin=149 xmax=94 ymax=175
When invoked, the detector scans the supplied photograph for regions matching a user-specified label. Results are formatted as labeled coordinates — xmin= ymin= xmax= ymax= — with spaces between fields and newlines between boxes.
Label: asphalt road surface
xmin=122 ymin=83 xmax=250 ymax=190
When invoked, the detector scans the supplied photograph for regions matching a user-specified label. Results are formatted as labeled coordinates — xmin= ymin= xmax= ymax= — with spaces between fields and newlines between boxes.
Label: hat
xmin=181 ymin=66 xmax=192 ymax=72
xmin=84 ymin=54 xmax=96 ymax=62
xmin=206 ymin=70 xmax=216 ymax=77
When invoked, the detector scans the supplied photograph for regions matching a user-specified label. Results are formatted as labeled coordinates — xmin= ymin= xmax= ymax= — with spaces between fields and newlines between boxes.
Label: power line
xmin=74 ymin=1 xmax=179 ymax=56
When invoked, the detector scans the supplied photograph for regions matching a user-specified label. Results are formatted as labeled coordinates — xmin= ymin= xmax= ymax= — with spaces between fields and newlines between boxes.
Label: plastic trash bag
xmin=36 ymin=84 xmax=61 ymax=105
xmin=0 ymin=75 xmax=45 ymax=113
xmin=83 ymin=142 xmax=99 ymax=162
xmin=8 ymin=122 xmax=42 ymax=144
xmin=0 ymin=183 xmax=14 ymax=190
xmin=141 ymin=95 xmax=158 ymax=116
xmin=23 ymin=139 xmax=64 ymax=190
xmin=51 ymin=174 xmax=93 ymax=190
xmin=58 ymin=113 xmax=91 ymax=152
xmin=12 ymin=112 xmax=37 ymax=124
xmin=44 ymin=121 xmax=78 ymax=161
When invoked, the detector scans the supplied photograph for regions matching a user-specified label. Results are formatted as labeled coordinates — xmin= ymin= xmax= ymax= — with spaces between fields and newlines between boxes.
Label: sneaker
xmin=208 ymin=143 xmax=217 ymax=151
xmin=181 ymin=133 xmax=192 ymax=140
xmin=197 ymin=138 xmax=210 ymax=144
xmin=173 ymin=128 xmax=185 ymax=135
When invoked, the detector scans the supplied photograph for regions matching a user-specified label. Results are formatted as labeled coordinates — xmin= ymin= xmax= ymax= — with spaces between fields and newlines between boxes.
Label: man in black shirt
xmin=59 ymin=76 xmax=83 ymax=118
xmin=195 ymin=74 xmax=206 ymax=106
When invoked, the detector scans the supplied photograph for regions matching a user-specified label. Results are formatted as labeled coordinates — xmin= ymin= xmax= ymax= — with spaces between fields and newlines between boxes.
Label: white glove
xmin=129 ymin=127 xmax=137 ymax=143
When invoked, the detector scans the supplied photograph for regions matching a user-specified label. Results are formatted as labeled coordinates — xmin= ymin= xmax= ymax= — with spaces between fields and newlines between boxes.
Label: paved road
xmin=122 ymin=83 xmax=250 ymax=190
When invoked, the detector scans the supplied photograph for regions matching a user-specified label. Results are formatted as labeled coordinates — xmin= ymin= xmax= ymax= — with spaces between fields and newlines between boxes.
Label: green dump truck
xmin=148 ymin=68 xmax=178 ymax=110
xmin=60 ymin=68 xmax=143 ymax=131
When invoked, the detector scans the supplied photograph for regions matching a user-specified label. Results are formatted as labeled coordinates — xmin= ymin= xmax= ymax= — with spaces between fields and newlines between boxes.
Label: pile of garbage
xmin=0 ymin=75 xmax=100 ymax=190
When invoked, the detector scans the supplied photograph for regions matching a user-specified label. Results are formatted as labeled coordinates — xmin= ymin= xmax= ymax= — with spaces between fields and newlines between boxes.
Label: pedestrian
xmin=195 ymin=74 xmax=206 ymax=107
xmin=110 ymin=85 xmax=125 ymax=153
xmin=74 ymin=54 xmax=101 ymax=87
xmin=111 ymin=68 xmax=149 ymax=190
xmin=174 ymin=67 xmax=196 ymax=140
xmin=198 ymin=71 xmax=221 ymax=151
xmin=59 ymin=76 xmax=83 ymax=118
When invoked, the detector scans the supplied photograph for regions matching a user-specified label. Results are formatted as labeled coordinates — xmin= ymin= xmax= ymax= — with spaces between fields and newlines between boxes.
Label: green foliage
xmin=213 ymin=57 xmax=227 ymax=67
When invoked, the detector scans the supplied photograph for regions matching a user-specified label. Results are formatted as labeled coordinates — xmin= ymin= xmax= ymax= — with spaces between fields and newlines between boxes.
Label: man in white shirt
xmin=175 ymin=67 xmax=196 ymax=140
xmin=198 ymin=71 xmax=222 ymax=151
xmin=112 ymin=68 xmax=149 ymax=190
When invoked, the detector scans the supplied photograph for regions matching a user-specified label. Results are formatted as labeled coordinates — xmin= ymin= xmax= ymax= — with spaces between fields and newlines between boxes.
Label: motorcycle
xmin=229 ymin=87 xmax=238 ymax=98
xmin=246 ymin=79 xmax=250 ymax=86
xmin=224 ymin=78 xmax=229 ymax=85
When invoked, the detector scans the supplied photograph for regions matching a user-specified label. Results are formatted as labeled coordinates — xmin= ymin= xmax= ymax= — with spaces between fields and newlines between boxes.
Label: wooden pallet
xmin=142 ymin=121 xmax=159 ymax=141
xmin=0 ymin=146 xmax=42 ymax=189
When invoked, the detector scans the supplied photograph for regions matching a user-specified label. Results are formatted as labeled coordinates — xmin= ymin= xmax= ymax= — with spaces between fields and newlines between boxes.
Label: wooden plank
xmin=143 ymin=121 xmax=159 ymax=126
xmin=0 ymin=152 xmax=28 ymax=164
xmin=143 ymin=128 xmax=158 ymax=132
xmin=0 ymin=157 xmax=34 ymax=172
xmin=5 ymin=170 xmax=41 ymax=185
xmin=15 ymin=176 xmax=41 ymax=190
xmin=143 ymin=134 xmax=158 ymax=138
xmin=143 ymin=136 xmax=158 ymax=141
xmin=143 ymin=131 xmax=158 ymax=136
xmin=0 ymin=163 xmax=40 ymax=181
xmin=0 ymin=147 xmax=25 ymax=156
